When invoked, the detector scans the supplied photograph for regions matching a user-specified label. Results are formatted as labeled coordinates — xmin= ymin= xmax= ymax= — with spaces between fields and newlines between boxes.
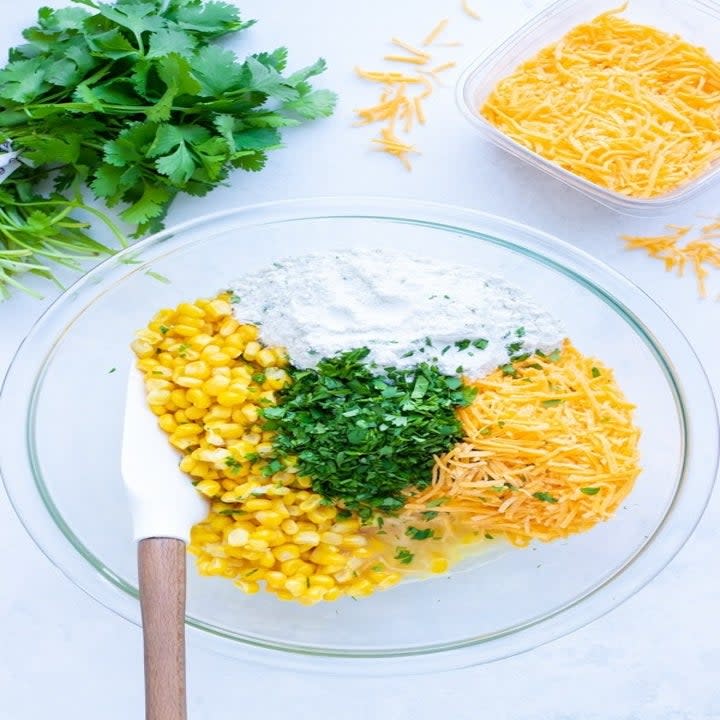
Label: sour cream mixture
xmin=230 ymin=249 xmax=563 ymax=377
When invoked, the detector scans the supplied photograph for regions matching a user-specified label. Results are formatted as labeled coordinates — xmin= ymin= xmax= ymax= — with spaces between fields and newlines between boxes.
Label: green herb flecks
xmin=532 ymin=491 xmax=558 ymax=503
xmin=265 ymin=348 xmax=475 ymax=513
xmin=394 ymin=547 xmax=414 ymax=565
xmin=405 ymin=526 xmax=434 ymax=541
xmin=541 ymin=398 xmax=564 ymax=408
xmin=581 ymin=487 xmax=601 ymax=495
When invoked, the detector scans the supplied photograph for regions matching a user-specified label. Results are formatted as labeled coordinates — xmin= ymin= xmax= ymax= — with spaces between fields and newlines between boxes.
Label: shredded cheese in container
xmin=481 ymin=5 xmax=720 ymax=198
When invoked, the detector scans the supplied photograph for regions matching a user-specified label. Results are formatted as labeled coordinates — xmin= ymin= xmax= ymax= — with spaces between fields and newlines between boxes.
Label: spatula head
xmin=122 ymin=367 xmax=208 ymax=542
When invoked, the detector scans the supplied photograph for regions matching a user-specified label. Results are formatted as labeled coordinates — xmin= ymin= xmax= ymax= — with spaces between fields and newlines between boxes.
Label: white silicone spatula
xmin=122 ymin=368 xmax=208 ymax=720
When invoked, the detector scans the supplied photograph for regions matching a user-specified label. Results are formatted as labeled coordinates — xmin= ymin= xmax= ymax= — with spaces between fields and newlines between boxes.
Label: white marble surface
xmin=1 ymin=1 xmax=719 ymax=717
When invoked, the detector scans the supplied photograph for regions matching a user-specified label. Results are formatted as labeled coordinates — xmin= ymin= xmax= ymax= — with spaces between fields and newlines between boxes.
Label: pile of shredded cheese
xmin=404 ymin=341 xmax=641 ymax=546
xmin=354 ymin=20 xmax=460 ymax=169
xmin=481 ymin=5 xmax=720 ymax=198
xmin=622 ymin=219 xmax=720 ymax=298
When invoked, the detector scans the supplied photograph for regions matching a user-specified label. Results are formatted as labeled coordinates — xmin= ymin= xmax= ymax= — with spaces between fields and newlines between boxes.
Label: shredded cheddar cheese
xmin=404 ymin=341 xmax=641 ymax=546
xmin=462 ymin=0 xmax=482 ymax=21
xmin=481 ymin=6 xmax=720 ymax=198
xmin=354 ymin=19 xmax=463 ymax=170
xmin=423 ymin=18 xmax=449 ymax=46
xmin=622 ymin=219 xmax=720 ymax=298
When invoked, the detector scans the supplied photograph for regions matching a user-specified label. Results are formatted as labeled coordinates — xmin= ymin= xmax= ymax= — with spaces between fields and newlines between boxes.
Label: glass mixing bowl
xmin=1 ymin=198 xmax=717 ymax=673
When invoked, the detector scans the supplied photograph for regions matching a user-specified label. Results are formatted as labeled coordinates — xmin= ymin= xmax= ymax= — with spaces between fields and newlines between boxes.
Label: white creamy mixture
xmin=230 ymin=249 xmax=563 ymax=378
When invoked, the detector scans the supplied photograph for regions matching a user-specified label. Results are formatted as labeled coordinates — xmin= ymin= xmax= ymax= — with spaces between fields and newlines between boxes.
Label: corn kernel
xmin=246 ymin=538 xmax=269 ymax=552
xmin=235 ymin=579 xmax=260 ymax=594
xmin=284 ymin=576 xmax=307 ymax=597
xmin=273 ymin=544 xmax=300 ymax=562
xmin=131 ymin=338 xmax=154 ymax=357
xmin=255 ymin=348 xmax=275 ymax=367
xmin=243 ymin=341 xmax=260 ymax=361
xmin=176 ymin=376 xmax=203 ymax=388
xmin=280 ymin=519 xmax=299 ymax=535
xmin=309 ymin=574 xmax=335 ymax=589
xmin=196 ymin=480 xmax=221 ymax=497
xmin=320 ymin=532 xmax=343 ymax=546
xmin=244 ymin=498 xmax=272 ymax=511
xmin=217 ymin=390 xmax=247 ymax=407
xmin=239 ymin=404 xmax=259 ymax=424
xmin=203 ymin=375 xmax=231 ymax=395
xmin=206 ymin=299 xmax=232 ymax=319
xmin=430 ymin=557 xmax=449 ymax=574
xmin=185 ymin=406 xmax=206 ymax=421
xmin=158 ymin=414 xmax=177 ymax=433
xmin=294 ymin=531 xmax=321 ymax=546
xmin=255 ymin=510 xmax=284 ymax=528
xmin=341 ymin=534 xmax=368 ymax=549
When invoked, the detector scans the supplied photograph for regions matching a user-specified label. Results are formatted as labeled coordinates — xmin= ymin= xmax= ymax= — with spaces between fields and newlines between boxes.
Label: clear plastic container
xmin=456 ymin=0 xmax=720 ymax=215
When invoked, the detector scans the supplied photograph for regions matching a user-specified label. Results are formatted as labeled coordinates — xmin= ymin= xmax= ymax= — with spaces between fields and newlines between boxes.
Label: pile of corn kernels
xmin=132 ymin=295 xmax=403 ymax=604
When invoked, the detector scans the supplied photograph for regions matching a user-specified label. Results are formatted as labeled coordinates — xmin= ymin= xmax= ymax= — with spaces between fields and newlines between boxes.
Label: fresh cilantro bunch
xmin=0 ymin=0 xmax=336 ymax=296
xmin=262 ymin=348 xmax=477 ymax=519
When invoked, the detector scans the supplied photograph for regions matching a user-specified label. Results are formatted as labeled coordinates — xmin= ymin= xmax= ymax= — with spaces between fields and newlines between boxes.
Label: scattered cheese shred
xmin=481 ymin=5 xmax=720 ymax=198
xmin=462 ymin=0 xmax=482 ymax=20
xmin=354 ymin=17 xmax=466 ymax=169
xmin=430 ymin=61 xmax=456 ymax=74
xmin=391 ymin=37 xmax=430 ymax=59
xmin=622 ymin=219 xmax=720 ymax=298
xmin=422 ymin=18 xmax=449 ymax=46
xmin=384 ymin=54 xmax=429 ymax=65
xmin=371 ymin=127 xmax=420 ymax=171
xmin=404 ymin=341 xmax=641 ymax=546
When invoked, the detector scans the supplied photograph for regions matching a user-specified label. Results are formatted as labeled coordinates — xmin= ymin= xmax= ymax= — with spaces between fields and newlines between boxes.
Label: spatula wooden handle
xmin=138 ymin=538 xmax=187 ymax=720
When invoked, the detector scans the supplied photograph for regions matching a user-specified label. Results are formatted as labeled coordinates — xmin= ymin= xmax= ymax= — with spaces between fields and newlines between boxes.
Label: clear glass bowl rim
xmin=1 ymin=196 xmax=717 ymax=674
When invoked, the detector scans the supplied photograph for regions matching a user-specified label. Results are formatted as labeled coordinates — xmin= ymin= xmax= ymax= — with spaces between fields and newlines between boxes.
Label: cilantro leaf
xmin=532 ymin=492 xmax=559 ymax=503
xmin=283 ymin=88 xmax=337 ymax=119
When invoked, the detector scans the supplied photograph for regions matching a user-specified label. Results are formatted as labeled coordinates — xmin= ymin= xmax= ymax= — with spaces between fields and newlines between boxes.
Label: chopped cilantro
xmin=472 ymin=338 xmax=489 ymax=350
xmin=548 ymin=349 xmax=562 ymax=362
xmin=159 ymin=325 xmax=169 ymax=335
xmin=541 ymin=399 xmax=564 ymax=407
xmin=394 ymin=547 xmax=414 ymax=564
xmin=455 ymin=339 xmax=471 ymax=350
xmin=421 ymin=510 xmax=439 ymax=520
xmin=268 ymin=348 xmax=475 ymax=512
xmin=252 ymin=373 xmax=266 ymax=383
xmin=515 ymin=327 xmax=526 ymax=337
xmin=426 ymin=497 xmax=448 ymax=508
xmin=581 ymin=487 xmax=601 ymax=495
xmin=533 ymin=492 xmax=558 ymax=503
xmin=591 ymin=367 xmax=602 ymax=378
xmin=484 ymin=532 xmax=494 ymax=540
xmin=405 ymin=526 xmax=434 ymax=540
xmin=225 ymin=456 xmax=242 ymax=472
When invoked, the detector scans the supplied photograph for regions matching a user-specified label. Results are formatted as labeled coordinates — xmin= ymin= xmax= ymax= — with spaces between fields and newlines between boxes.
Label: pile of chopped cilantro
xmin=261 ymin=348 xmax=476 ymax=518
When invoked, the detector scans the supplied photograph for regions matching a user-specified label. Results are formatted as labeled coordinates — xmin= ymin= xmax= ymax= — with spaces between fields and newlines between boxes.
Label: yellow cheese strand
xmin=481 ymin=7 xmax=720 ymax=198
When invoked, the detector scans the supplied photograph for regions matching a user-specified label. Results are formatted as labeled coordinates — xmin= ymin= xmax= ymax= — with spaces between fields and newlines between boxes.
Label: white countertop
xmin=1 ymin=1 xmax=719 ymax=718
